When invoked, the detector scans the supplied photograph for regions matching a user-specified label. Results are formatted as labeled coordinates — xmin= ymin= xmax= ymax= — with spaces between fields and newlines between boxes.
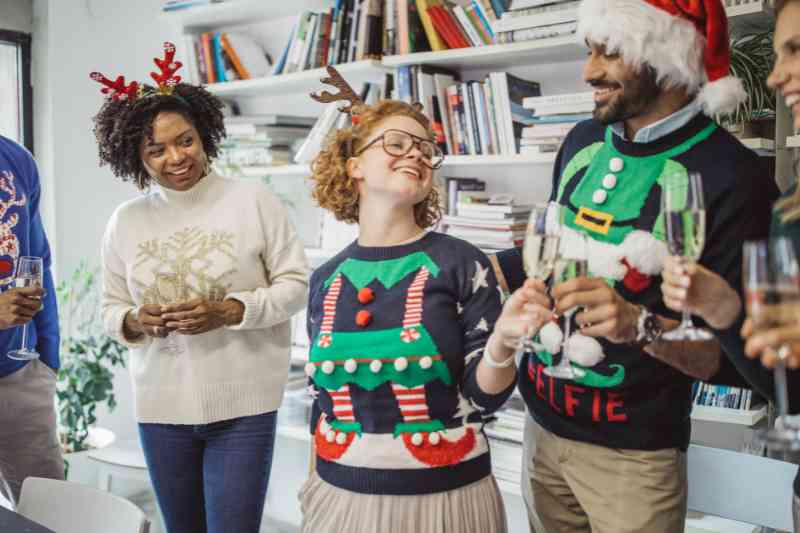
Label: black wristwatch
xmin=635 ymin=306 xmax=663 ymax=345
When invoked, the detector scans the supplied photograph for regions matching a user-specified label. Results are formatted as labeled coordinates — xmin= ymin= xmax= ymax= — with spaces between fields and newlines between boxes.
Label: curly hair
xmin=310 ymin=100 xmax=442 ymax=228
xmin=92 ymin=83 xmax=226 ymax=190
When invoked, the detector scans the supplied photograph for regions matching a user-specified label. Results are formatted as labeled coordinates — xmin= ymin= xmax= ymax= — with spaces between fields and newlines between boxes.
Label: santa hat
xmin=577 ymin=0 xmax=746 ymax=116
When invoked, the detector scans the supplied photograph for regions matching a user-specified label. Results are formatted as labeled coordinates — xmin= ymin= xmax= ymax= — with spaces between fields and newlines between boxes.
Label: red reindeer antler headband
xmin=90 ymin=42 xmax=183 ymax=103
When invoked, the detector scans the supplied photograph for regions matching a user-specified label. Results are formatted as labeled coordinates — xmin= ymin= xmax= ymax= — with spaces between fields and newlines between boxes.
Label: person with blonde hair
xmin=661 ymin=0 xmax=800 ymax=528
xmin=300 ymin=68 xmax=546 ymax=533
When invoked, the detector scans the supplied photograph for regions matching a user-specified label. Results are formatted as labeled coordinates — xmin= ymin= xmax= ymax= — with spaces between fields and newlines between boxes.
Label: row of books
xmin=394 ymin=66 xmax=541 ymax=156
xmin=183 ymin=32 xmax=271 ymax=84
xmin=272 ymin=1 xmax=384 ymax=76
xmin=692 ymin=382 xmax=757 ymax=411
xmin=494 ymin=0 xmax=579 ymax=44
xmin=519 ymin=91 xmax=593 ymax=154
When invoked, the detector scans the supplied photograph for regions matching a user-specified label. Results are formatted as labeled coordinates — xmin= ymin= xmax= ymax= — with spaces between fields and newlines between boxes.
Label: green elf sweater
xmin=496 ymin=114 xmax=774 ymax=451
xmin=306 ymin=232 xmax=515 ymax=495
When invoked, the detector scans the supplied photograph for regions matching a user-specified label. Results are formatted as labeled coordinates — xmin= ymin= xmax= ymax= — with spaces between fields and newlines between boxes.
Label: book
xmin=416 ymin=0 xmax=448 ymax=51
xmin=220 ymin=33 xmax=251 ymax=80
xmin=445 ymin=177 xmax=485 ymax=214
xmin=457 ymin=202 xmax=533 ymax=215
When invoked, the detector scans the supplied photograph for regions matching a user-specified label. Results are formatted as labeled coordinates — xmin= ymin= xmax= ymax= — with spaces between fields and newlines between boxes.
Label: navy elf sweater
xmin=306 ymin=232 xmax=515 ymax=495
xmin=497 ymin=114 xmax=773 ymax=451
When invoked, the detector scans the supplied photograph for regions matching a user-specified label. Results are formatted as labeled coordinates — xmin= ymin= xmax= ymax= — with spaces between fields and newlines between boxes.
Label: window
xmin=0 ymin=30 xmax=32 ymax=151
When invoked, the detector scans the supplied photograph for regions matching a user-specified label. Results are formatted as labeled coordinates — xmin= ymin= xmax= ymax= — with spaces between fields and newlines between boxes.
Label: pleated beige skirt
xmin=299 ymin=472 xmax=508 ymax=533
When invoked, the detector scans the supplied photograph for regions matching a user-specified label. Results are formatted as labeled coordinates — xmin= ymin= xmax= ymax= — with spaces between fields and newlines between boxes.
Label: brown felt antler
xmin=310 ymin=66 xmax=363 ymax=115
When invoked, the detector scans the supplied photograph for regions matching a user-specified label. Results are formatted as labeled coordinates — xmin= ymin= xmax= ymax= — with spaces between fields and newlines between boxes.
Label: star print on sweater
xmin=306 ymin=232 xmax=516 ymax=496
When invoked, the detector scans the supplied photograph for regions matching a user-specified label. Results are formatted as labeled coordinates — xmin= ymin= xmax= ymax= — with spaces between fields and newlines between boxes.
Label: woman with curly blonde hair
xmin=300 ymin=78 xmax=547 ymax=533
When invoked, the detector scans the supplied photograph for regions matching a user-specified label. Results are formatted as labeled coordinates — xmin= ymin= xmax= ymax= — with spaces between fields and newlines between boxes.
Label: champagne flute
xmin=7 ymin=256 xmax=43 ymax=361
xmin=661 ymin=172 xmax=713 ymax=341
xmin=545 ymin=233 xmax=589 ymax=380
xmin=521 ymin=202 xmax=562 ymax=351
xmin=155 ymin=272 xmax=186 ymax=356
xmin=744 ymin=238 xmax=800 ymax=451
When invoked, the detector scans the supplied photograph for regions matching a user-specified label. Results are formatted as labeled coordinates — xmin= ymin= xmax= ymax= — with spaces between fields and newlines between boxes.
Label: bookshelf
xmin=382 ymin=35 xmax=585 ymax=70
xmin=205 ymin=60 xmax=390 ymax=98
xmin=162 ymin=0 xmax=332 ymax=31
xmin=691 ymin=404 xmax=767 ymax=427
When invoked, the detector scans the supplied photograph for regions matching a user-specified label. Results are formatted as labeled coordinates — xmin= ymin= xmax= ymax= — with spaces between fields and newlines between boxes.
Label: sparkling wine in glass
xmin=661 ymin=172 xmax=713 ymax=341
xmin=7 ymin=256 xmax=43 ymax=361
xmin=545 ymin=234 xmax=589 ymax=380
xmin=521 ymin=203 xmax=562 ymax=350
xmin=744 ymin=238 xmax=800 ymax=451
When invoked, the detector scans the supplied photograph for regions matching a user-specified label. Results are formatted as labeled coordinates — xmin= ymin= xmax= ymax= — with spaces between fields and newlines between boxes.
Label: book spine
xmin=415 ymin=0 xmax=447 ymax=51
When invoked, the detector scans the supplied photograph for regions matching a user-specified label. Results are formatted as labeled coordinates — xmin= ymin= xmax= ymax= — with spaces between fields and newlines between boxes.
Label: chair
xmin=16 ymin=477 xmax=149 ymax=533
xmin=687 ymin=444 xmax=796 ymax=531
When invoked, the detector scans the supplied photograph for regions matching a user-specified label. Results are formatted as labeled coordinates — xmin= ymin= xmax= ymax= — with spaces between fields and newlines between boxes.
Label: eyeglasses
xmin=355 ymin=129 xmax=444 ymax=169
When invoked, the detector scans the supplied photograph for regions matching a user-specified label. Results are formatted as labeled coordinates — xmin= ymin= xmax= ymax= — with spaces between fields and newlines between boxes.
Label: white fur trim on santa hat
xmin=698 ymin=75 xmax=747 ymax=115
xmin=619 ymin=230 xmax=669 ymax=276
xmin=565 ymin=333 xmax=606 ymax=368
xmin=578 ymin=0 xmax=706 ymax=94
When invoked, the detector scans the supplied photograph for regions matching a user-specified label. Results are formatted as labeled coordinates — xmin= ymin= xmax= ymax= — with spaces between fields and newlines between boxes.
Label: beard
xmin=592 ymin=67 xmax=662 ymax=125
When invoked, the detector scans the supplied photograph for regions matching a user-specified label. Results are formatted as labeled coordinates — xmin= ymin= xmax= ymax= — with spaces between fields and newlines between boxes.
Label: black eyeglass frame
xmin=354 ymin=128 xmax=444 ymax=169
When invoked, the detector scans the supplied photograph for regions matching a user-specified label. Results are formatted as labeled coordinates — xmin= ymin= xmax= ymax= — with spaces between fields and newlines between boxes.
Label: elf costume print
xmin=496 ymin=113 xmax=773 ymax=452
xmin=306 ymin=233 xmax=515 ymax=495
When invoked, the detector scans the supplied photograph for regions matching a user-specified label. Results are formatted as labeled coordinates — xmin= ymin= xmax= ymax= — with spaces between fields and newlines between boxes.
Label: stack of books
xmin=493 ymin=0 xmax=580 ymax=44
xmin=183 ymin=31 xmax=272 ymax=84
xmin=442 ymin=192 xmax=530 ymax=253
xmin=519 ymin=91 xmax=594 ymax=154
xmin=215 ymin=115 xmax=314 ymax=174
xmin=485 ymin=393 xmax=525 ymax=486
xmin=395 ymin=67 xmax=540 ymax=156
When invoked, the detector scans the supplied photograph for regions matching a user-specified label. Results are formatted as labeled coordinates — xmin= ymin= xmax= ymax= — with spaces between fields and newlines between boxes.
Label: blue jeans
xmin=139 ymin=411 xmax=277 ymax=533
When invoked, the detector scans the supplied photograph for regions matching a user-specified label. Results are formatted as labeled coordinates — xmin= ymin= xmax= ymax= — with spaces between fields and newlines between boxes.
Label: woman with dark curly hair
xmin=300 ymin=71 xmax=544 ymax=533
xmin=92 ymin=43 xmax=308 ymax=533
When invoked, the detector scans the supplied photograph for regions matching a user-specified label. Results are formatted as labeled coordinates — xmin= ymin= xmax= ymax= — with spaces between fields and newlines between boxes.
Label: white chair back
xmin=687 ymin=444 xmax=795 ymax=530
xmin=16 ymin=477 xmax=149 ymax=533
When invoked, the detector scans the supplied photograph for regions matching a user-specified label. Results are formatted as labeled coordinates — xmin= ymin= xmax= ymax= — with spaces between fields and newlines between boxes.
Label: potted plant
xmin=56 ymin=261 xmax=127 ymax=454
xmin=721 ymin=29 xmax=776 ymax=139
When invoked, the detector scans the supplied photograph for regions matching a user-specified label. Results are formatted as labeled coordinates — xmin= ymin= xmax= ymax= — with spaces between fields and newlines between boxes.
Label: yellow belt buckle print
xmin=575 ymin=206 xmax=614 ymax=235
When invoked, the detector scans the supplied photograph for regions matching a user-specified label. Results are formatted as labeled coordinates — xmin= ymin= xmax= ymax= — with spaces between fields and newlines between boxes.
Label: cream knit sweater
xmin=101 ymin=173 xmax=309 ymax=424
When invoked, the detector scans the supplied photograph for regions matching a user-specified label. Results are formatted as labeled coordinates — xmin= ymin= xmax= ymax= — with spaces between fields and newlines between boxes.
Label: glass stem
xmin=559 ymin=313 xmax=572 ymax=369
xmin=680 ymin=309 xmax=694 ymax=331
xmin=19 ymin=322 xmax=29 ymax=352
xmin=775 ymin=349 xmax=790 ymax=418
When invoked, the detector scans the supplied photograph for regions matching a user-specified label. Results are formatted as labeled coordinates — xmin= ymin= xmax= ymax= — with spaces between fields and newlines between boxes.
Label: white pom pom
xmin=370 ymin=360 xmax=382 ymax=373
xmin=344 ymin=359 xmax=357 ymax=373
xmin=419 ymin=356 xmax=433 ymax=369
xmin=539 ymin=322 xmax=563 ymax=354
xmin=620 ymin=230 xmax=669 ymax=276
xmin=335 ymin=432 xmax=347 ymax=445
xmin=304 ymin=363 xmax=316 ymax=377
xmin=321 ymin=360 xmax=335 ymax=375
xmin=394 ymin=357 xmax=409 ymax=372
xmin=326 ymin=430 xmax=335 ymax=443
xmin=699 ymin=75 xmax=747 ymax=116
xmin=411 ymin=433 xmax=424 ymax=446
xmin=564 ymin=333 xmax=606 ymax=367
xmin=428 ymin=432 xmax=441 ymax=445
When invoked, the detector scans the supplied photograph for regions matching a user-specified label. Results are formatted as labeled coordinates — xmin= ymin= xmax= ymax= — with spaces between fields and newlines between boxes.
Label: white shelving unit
xmin=163 ymin=0 xmax=332 ymax=32
xmin=691 ymin=404 xmax=767 ymax=427
xmin=383 ymin=35 xmax=584 ymax=70
xmin=206 ymin=60 xmax=390 ymax=98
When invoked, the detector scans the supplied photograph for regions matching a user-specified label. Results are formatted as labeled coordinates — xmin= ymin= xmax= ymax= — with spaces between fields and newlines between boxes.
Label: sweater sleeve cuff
xmin=461 ymin=349 xmax=517 ymax=415
xmin=111 ymin=306 xmax=149 ymax=349
xmin=225 ymin=291 xmax=260 ymax=330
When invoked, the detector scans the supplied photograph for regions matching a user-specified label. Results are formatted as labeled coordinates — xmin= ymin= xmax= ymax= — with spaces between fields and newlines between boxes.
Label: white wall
xmin=0 ymin=0 xmax=33 ymax=34
xmin=33 ymin=0 xmax=182 ymax=440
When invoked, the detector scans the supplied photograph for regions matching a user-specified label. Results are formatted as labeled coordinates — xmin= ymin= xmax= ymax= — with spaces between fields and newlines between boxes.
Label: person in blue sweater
xmin=300 ymin=70 xmax=545 ymax=533
xmin=0 ymin=135 xmax=61 ymax=501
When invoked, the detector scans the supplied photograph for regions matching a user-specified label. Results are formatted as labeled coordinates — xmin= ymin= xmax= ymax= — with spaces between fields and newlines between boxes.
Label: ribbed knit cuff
xmin=112 ymin=306 xmax=149 ymax=348
xmin=224 ymin=291 xmax=260 ymax=330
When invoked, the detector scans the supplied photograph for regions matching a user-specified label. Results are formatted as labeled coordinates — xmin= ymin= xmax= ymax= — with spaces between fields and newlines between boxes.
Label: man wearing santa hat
xmin=493 ymin=1 xmax=777 ymax=531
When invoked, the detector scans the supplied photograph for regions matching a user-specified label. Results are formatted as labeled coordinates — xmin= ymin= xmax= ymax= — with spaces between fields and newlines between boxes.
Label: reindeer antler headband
xmin=310 ymin=66 xmax=365 ymax=124
xmin=90 ymin=42 xmax=183 ymax=103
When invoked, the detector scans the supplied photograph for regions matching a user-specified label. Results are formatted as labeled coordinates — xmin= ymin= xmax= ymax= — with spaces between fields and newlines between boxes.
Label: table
xmin=0 ymin=506 xmax=55 ymax=533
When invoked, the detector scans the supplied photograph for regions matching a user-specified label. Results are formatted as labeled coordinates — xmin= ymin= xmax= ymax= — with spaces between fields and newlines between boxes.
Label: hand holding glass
xmin=521 ymin=203 xmax=562 ymax=350
xmin=7 ymin=256 xmax=43 ymax=361
xmin=743 ymin=237 xmax=800 ymax=451
xmin=661 ymin=172 xmax=713 ymax=341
